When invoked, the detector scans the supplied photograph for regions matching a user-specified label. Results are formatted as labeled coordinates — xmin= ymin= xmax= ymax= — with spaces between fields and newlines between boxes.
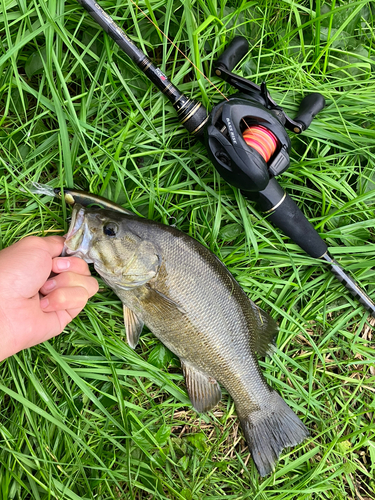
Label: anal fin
xmin=123 ymin=305 xmax=144 ymax=349
xmin=181 ymin=361 xmax=221 ymax=413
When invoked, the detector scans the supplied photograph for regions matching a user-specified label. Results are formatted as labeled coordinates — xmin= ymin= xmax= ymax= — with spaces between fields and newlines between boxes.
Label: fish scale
xmin=64 ymin=203 xmax=309 ymax=476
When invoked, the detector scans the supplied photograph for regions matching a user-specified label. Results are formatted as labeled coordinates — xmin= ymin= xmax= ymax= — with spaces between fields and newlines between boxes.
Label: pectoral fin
xmin=249 ymin=301 xmax=278 ymax=357
xmin=146 ymin=286 xmax=186 ymax=314
xmin=123 ymin=305 xmax=144 ymax=348
xmin=181 ymin=361 xmax=222 ymax=413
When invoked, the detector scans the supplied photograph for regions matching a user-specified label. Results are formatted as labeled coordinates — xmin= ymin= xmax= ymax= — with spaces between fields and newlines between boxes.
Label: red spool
xmin=242 ymin=125 xmax=278 ymax=162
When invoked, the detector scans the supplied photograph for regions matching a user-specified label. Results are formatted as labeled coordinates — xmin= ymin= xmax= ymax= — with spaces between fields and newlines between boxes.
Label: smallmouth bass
xmin=63 ymin=202 xmax=308 ymax=476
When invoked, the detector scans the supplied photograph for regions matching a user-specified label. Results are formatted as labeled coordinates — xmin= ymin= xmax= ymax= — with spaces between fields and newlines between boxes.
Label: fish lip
xmin=62 ymin=205 xmax=93 ymax=261
xmin=66 ymin=205 xmax=83 ymax=237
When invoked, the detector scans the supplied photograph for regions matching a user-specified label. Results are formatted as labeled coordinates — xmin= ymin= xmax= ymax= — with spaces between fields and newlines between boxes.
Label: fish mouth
xmin=62 ymin=204 xmax=93 ymax=262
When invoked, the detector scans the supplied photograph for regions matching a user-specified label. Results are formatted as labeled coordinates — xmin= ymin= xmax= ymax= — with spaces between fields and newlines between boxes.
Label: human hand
xmin=0 ymin=235 xmax=99 ymax=361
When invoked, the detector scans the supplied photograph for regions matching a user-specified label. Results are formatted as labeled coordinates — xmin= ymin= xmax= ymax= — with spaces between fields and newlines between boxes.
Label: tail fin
xmin=239 ymin=391 xmax=309 ymax=477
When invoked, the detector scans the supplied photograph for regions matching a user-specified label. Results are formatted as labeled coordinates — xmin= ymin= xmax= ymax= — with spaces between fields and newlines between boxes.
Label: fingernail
xmin=40 ymin=297 xmax=49 ymax=309
xmin=43 ymin=279 xmax=56 ymax=292
xmin=56 ymin=259 xmax=70 ymax=271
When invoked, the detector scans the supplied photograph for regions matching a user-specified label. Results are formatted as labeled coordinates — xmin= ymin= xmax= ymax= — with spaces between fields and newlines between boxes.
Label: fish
xmin=63 ymin=202 xmax=309 ymax=476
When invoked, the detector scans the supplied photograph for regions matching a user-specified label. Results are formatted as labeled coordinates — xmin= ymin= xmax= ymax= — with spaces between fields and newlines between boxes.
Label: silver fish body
xmin=64 ymin=203 xmax=308 ymax=476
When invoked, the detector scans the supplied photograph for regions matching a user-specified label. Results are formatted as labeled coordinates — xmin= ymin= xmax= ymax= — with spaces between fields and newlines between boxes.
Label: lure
xmin=22 ymin=183 xmax=133 ymax=215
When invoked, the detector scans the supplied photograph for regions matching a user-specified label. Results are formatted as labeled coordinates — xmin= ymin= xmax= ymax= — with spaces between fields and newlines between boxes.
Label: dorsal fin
xmin=181 ymin=361 xmax=222 ymax=413
xmin=249 ymin=301 xmax=278 ymax=357
xmin=123 ymin=305 xmax=144 ymax=349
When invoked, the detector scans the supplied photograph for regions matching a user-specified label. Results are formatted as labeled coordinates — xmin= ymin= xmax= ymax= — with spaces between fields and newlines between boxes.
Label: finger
xmin=51 ymin=256 xmax=92 ymax=276
xmin=40 ymin=286 xmax=90 ymax=312
xmin=52 ymin=307 xmax=86 ymax=332
xmin=18 ymin=235 xmax=65 ymax=258
xmin=0 ymin=236 xmax=66 ymax=299
xmin=28 ymin=308 xmax=84 ymax=346
xmin=65 ymin=307 xmax=84 ymax=320
xmin=40 ymin=235 xmax=66 ymax=258
xmin=40 ymin=272 xmax=99 ymax=298
xmin=0 ymin=236 xmax=65 ymax=272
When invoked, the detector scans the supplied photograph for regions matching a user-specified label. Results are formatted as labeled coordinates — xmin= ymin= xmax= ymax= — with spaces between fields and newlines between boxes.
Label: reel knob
xmin=214 ymin=36 xmax=249 ymax=74
xmin=294 ymin=93 xmax=326 ymax=131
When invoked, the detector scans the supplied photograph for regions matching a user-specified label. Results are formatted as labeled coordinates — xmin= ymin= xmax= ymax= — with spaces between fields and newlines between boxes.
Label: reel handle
xmin=214 ymin=36 xmax=249 ymax=72
xmin=294 ymin=93 xmax=325 ymax=131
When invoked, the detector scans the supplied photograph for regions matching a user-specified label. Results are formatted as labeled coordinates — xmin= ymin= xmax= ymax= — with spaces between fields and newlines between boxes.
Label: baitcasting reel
xmin=206 ymin=37 xmax=325 ymax=192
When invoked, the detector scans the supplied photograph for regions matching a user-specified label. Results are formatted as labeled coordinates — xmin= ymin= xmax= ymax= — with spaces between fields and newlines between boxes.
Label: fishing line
xmin=242 ymin=126 xmax=279 ymax=162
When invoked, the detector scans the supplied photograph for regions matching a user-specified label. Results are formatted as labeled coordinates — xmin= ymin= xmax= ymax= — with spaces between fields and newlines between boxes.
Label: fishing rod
xmin=75 ymin=0 xmax=375 ymax=317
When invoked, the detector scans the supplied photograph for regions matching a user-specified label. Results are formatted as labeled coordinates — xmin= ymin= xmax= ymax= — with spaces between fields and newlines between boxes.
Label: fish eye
xmin=103 ymin=222 xmax=118 ymax=237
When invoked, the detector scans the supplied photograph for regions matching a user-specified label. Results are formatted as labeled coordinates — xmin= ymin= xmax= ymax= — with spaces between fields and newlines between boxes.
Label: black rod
xmin=322 ymin=253 xmax=375 ymax=316
xmin=77 ymin=0 xmax=208 ymax=136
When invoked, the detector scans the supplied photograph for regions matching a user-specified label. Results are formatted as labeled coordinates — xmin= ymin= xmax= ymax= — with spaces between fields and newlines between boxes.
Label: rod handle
xmin=254 ymin=180 xmax=375 ymax=317
xmin=255 ymin=179 xmax=328 ymax=258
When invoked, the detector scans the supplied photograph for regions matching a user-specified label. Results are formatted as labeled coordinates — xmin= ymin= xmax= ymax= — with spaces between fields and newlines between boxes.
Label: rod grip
xmin=255 ymin=181 xmax=375 ymax=316
xmin=256 ymin=179 xmax=328 ymax=258
xmin=215 ymin=36 xmax=249 ymax=72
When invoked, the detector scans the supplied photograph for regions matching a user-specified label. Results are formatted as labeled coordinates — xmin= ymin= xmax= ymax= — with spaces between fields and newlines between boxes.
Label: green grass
xmin=1 ymin=0 xmax=375 ymax=498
